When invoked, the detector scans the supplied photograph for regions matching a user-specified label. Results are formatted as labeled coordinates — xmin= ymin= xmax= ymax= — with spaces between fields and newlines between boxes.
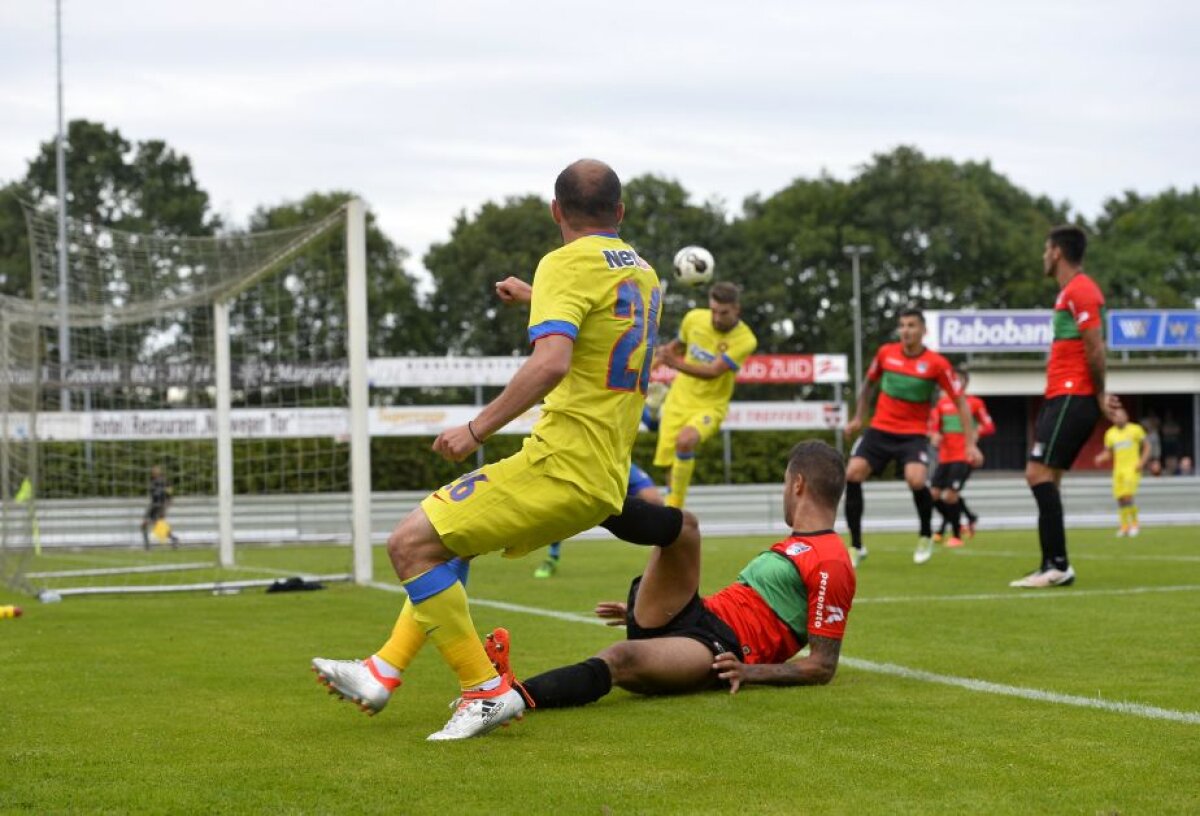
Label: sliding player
xmin=495 ymin=441 xmax=854 ymax=712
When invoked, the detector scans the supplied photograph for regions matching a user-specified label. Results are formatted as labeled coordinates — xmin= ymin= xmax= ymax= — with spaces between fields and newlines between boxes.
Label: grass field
xmin=3 ymin=526 xmax=1199 ymax=814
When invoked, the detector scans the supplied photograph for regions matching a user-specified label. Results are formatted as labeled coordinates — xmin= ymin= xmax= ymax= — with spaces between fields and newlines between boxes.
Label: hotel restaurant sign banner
xmin=924 ymin=309 xmax=1199 ymax=353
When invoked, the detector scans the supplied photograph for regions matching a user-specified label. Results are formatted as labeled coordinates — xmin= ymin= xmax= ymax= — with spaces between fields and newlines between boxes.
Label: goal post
xmin=345 ymin=199 xmax=373 ymax=585
xmin=1 ymin=198 xmax=373 ymax=597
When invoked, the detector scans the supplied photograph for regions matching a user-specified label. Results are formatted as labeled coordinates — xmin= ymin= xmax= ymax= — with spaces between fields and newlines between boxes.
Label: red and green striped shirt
xmin=867 ymin=343 xmax=959 ymax=436
xmin=1046 ymin=272 xmax=1106 ymax=398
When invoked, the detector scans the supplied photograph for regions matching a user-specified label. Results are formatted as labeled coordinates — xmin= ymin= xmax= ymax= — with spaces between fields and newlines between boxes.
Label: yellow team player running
xmin=1094 ymin=402 xmax=1150 ymax=537
xmin=311 ymin=159 xmax=697 ymax=741
xmin=653 ymin=282 xmax=757 ymax=508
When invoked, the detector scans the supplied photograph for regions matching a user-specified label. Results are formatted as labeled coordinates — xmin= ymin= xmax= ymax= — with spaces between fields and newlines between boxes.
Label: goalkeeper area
xmin=1 ymin=201 xmax=373 ymax=599
xmin=1 ymin=527 xmax=1197 ymax=813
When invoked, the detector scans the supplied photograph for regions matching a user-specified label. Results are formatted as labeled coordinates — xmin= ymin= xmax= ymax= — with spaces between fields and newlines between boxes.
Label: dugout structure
xmin=0 ymin=201 xmax=372 ymax=598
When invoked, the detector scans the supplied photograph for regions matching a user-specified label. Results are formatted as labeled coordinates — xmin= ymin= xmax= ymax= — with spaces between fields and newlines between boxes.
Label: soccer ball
xmin=672 ymin=246 xmax=715 ymax=288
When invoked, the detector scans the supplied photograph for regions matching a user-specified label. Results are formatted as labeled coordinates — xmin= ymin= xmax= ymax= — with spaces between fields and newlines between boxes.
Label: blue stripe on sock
xmin=448 ymin=557 xmax=470 ymax=586
xmin=404 ymin=561 xmax=460 ymax=602
xmin=675 ymin=452 xmax=696 ymax=461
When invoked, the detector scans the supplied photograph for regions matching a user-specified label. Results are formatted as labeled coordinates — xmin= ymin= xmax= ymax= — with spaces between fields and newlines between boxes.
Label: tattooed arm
xmin=711 ymin=635 xmax=842 ymax=693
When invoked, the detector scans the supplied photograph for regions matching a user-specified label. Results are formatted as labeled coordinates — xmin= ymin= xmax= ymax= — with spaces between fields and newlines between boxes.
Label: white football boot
xmin=312 ymin=658 xmax=396 ymax=716
xmin=1009 ymin=566 xmax=1076 ymax=588
xmin=427 ymin=682 xmax=526 ymax=741
xmin=913 ymin=536 xmax=934 ymax=565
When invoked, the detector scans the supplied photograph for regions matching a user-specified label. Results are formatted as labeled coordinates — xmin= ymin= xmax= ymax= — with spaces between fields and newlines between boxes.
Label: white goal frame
xmin=4 ymin=200 xmax=374 ymax=595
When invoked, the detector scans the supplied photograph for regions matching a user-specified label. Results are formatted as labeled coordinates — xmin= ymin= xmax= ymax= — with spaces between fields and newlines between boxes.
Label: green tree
xmin=1090 ymin=188 xmax=1200 ymax=307
xmin=847 ymin=146 xmax=1066 ymax=351
xmin=424 ymin=195 xmax=560 ymax=355
xmin=2 ymin=121 xmax=223 ymax=408
xmin=618 ymin=174 xmax=732 ymax=338
xmin=23 ymin=119 xmax=218 ymax=236
xmin=735 ymin=173 xmax=855 ymax=354
xmin=246 ymin=191 xmax=433 ymax=360
xmin=0 ymin=182 xmax=31 ymax=299
xmin=732 ymin=146 xmax=1066 ymax=361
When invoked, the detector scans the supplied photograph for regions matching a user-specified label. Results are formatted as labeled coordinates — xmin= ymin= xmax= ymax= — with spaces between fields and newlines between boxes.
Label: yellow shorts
xmin=1113 ymin=469 xmax=1140 ymax=499
xmin=421 ymin=445 xmax=615 ymax=559
xmin=653 ymin=405 xmax=723 ymax=468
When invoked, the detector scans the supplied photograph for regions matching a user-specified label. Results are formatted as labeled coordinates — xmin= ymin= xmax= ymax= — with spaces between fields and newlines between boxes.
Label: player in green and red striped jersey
xmin=1012 ymin=225 xmax=1118 ymax=589
xmin=929 ymin=370 xmax=995 ymax=546
xmin=497 ymin=441 xmax=855 ymax=712
xmin=844 ymin=308 xmax=982 ymax=566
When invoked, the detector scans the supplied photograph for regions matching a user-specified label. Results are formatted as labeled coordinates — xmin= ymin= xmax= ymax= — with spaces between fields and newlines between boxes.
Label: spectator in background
xmin=1142 ymin=415 xmax=1163 ymax=476
xmin=1161 ymin=413 xmax=1183 ymax=475
xmin=1179 ymin=456 xmax=1194 ymax=477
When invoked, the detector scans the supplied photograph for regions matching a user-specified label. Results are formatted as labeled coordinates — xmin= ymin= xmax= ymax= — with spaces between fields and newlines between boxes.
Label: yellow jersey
xmin=1104 ymin=422 xmax=1146 ymax=474
xmin=526 ymin=233 xmax=661 ymax=509
xmin=662 ymin=308 xmax=757 ymax=419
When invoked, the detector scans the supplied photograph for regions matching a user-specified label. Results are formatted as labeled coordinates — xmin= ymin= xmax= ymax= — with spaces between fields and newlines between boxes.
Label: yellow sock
xmin=374 ymin=598 xmax=425 ymax=671
xmin=666 ymin=453 xmax=696 ymax=509
xmin=1128 ymin=504 xmax=1138 ymax=526
xmin=406 ymin=577 xmax=496 ymax=690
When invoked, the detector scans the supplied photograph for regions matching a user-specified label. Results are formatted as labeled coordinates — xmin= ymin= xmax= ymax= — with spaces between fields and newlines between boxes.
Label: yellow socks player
xmin=666 ymin=451 xmax=696 ymax=509
xmin=369 ymin=554 xmax=492 ymax=686
xmin=1118 ymin=503 xmax=1139 ymax=535
xmin=371 ymin=598 xmax=424 ymax=678
xmin=403 ymin=566 xmax=498 ymax=690
xmin=313 ymin=557 xmax=495 ymax=715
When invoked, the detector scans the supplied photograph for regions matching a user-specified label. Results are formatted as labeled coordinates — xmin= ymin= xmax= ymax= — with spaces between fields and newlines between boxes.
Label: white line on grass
xmin=856 ymin=584 xmax=1200 ymax=604
xmin=366 ymin=580 xmax=609 ymax=626
xmin=361 ymin=581 xmax=1200 ymax=726
xmin=839 ymin=657 xmax=1200 ymax=725
xmin=944 ymin=549 xmax=1200 ymax=563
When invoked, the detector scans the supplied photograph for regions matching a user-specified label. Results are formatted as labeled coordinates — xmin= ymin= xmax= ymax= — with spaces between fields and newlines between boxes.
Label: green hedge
xmin=30 ymin=430 xmax=837 ymax=498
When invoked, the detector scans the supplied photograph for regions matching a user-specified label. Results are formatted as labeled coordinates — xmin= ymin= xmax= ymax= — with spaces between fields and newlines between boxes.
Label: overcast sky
xmin=3 ymin=1 xmax=1198 ymax=278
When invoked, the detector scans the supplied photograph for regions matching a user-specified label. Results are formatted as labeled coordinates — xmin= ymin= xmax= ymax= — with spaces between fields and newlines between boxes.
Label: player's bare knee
xmin=1025 ymin=461 xmax=1050 ymax=487
xmin=676 ymin=510 xmax=700 ymax=549
xmin=386 ymin=512 xmax=426 ymax=576
xmin=675 ymin=429 xmax=699 ymax=455
xmin=596 ymin=642 xmax=637 ymax=684
xmin=845 ymin=458 xmax=870 ymax=483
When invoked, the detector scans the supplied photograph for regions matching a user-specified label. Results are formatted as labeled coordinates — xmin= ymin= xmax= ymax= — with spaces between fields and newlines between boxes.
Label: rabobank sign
xmin=925 ymin=311 xmax=1053 ymax=352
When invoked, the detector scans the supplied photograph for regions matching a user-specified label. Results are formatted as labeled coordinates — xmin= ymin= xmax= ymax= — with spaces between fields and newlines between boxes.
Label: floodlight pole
xmin=843 ymin=245 xmax=873 ymax=400
xmin=55 ymin=0 xmax=71 ymax=410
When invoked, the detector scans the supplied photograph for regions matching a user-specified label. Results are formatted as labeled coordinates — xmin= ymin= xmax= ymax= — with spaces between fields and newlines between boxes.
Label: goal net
xmin=0 ymin=201 xmax=372 ymax=599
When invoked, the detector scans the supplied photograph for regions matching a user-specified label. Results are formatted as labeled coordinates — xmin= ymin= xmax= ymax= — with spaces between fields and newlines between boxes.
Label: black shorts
xmin=850 ymin=427 xmax=930 ymax=476
xmin=931 ymin=462 xmax=973 ymax=491
xmin=625 ymin=576 xmax=743 ymax=660
xmin=1030 ymin=395 xmax=1102 ymax=470
xmin=144 ymin=504 xmax=167 ymax=522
